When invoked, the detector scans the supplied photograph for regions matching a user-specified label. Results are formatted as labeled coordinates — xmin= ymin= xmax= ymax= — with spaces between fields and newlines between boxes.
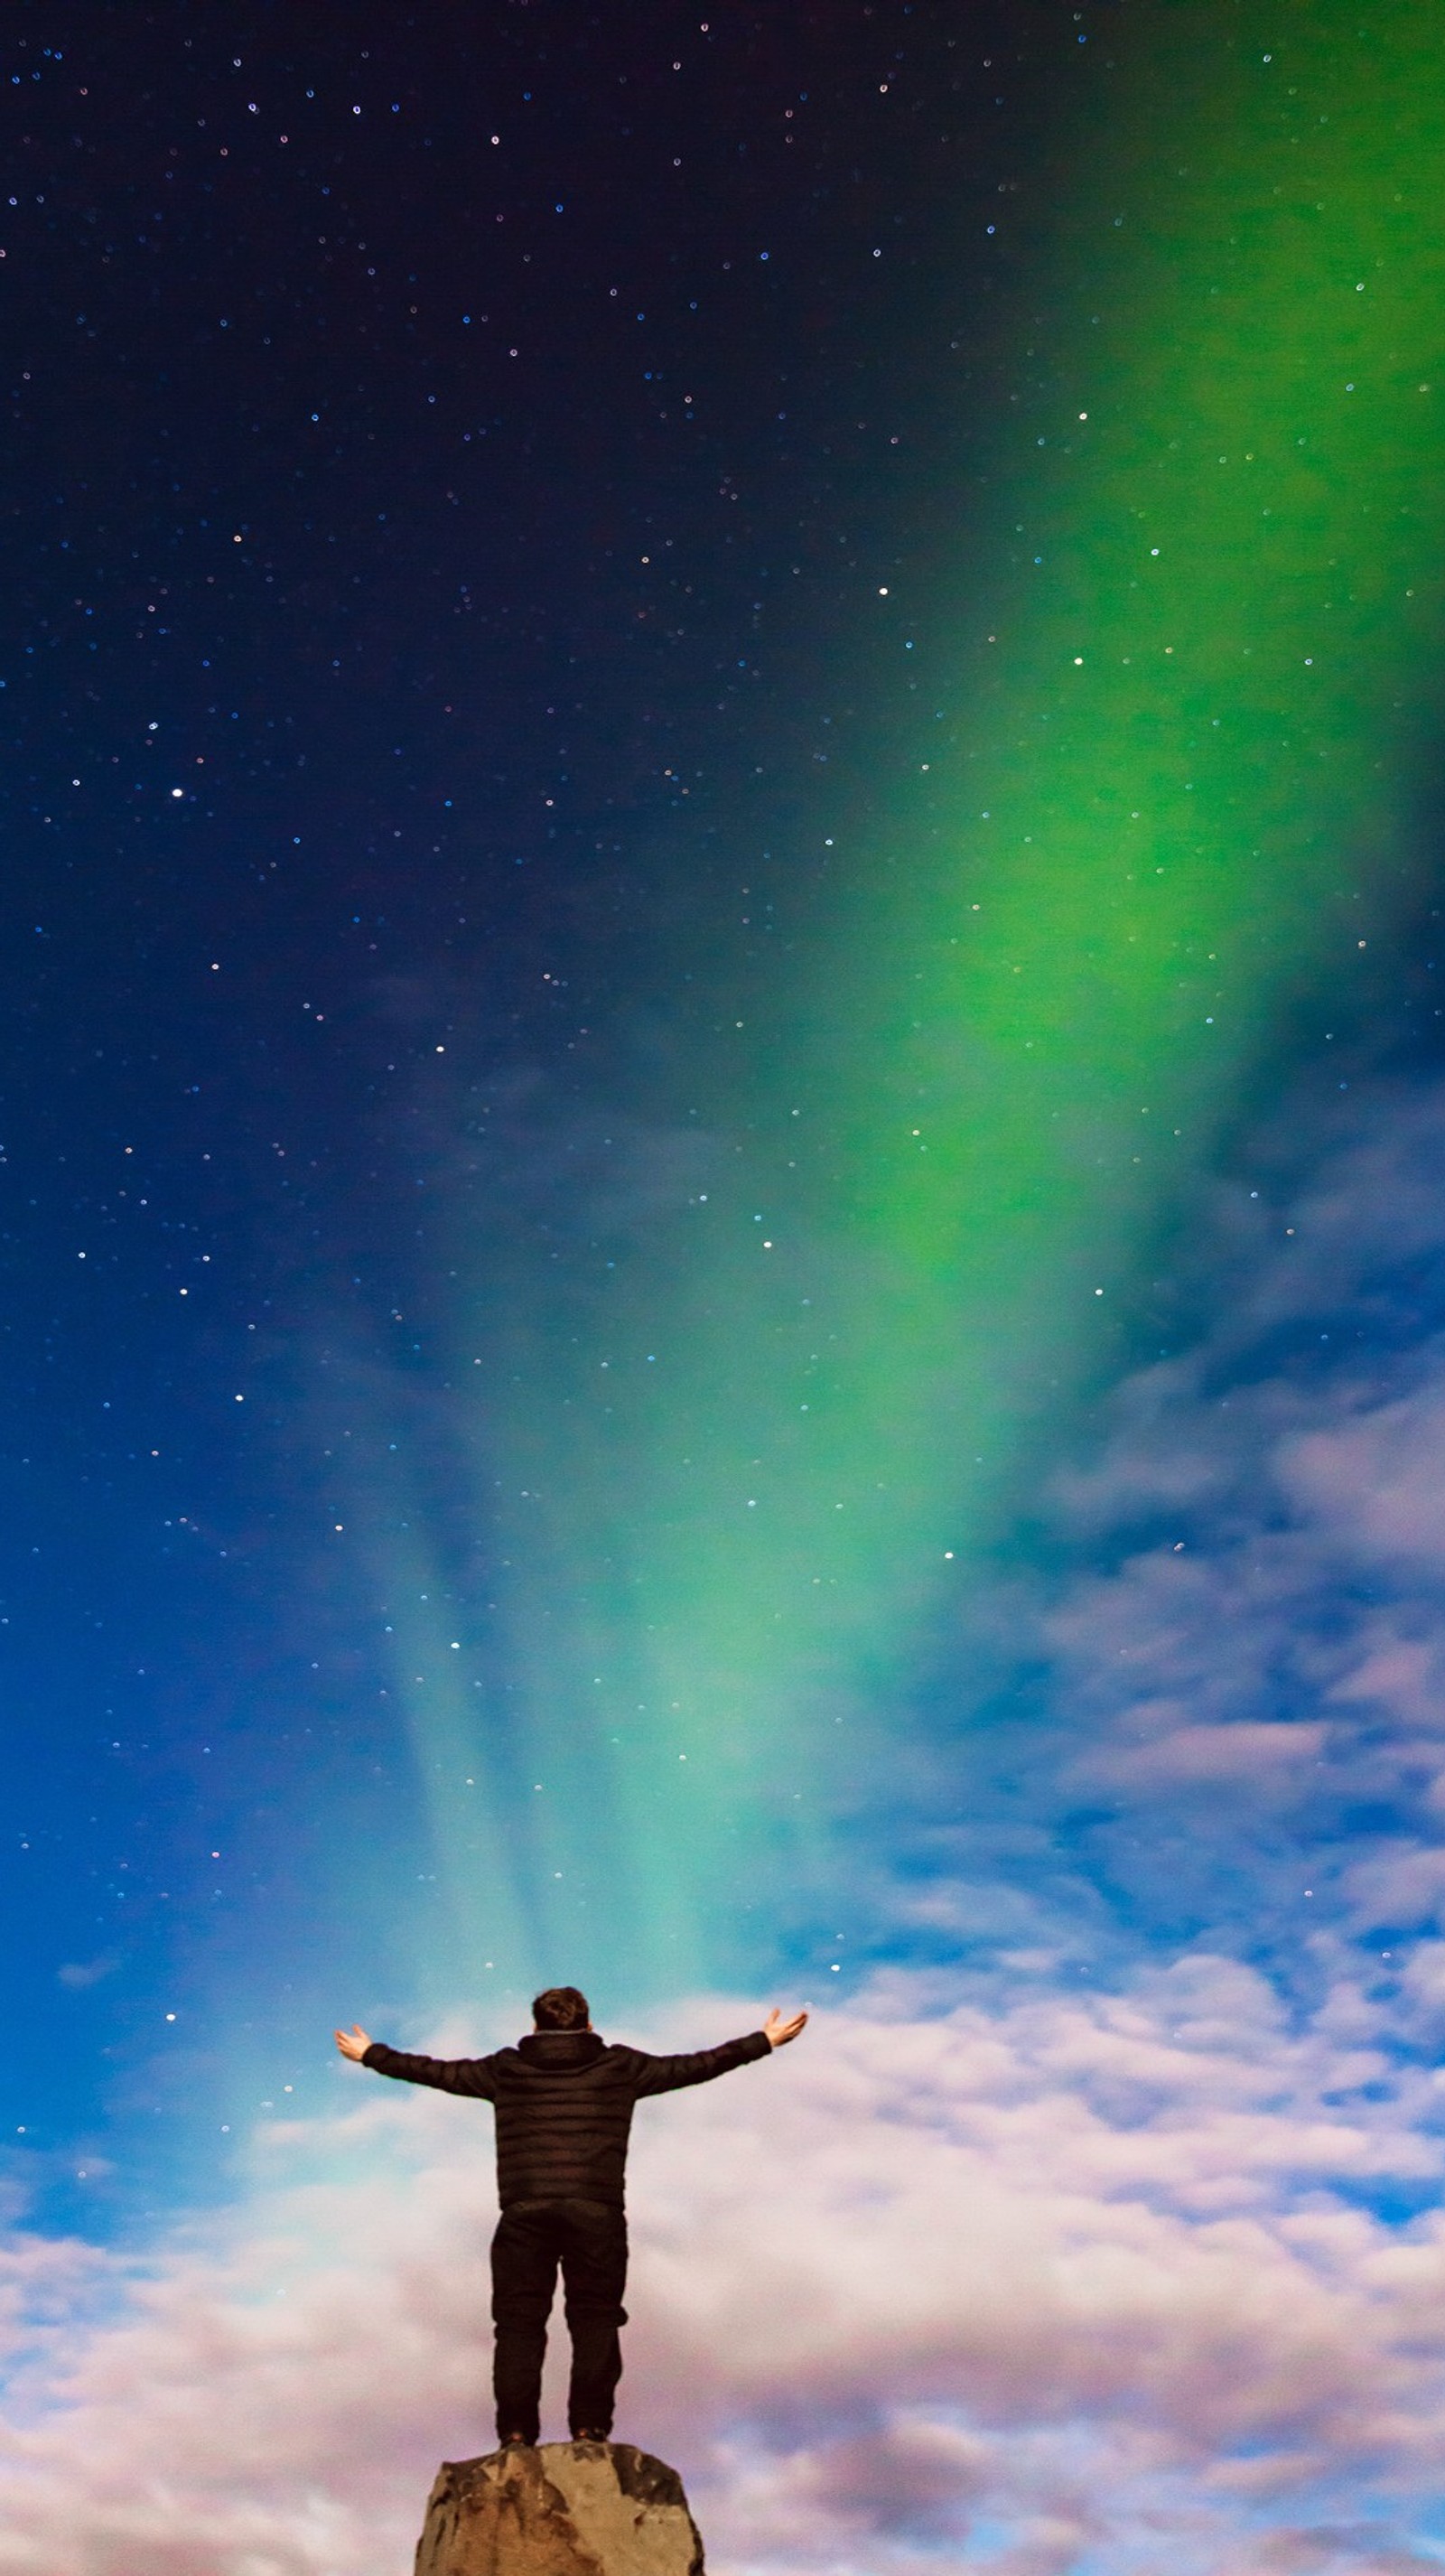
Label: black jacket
xmin=362 ymin=2025 xmax=772 ymax=2207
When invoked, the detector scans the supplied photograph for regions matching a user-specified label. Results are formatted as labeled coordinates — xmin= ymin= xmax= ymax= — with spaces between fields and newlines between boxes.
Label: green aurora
xmin=390 ymin=5 xmax=1445 ymax=1994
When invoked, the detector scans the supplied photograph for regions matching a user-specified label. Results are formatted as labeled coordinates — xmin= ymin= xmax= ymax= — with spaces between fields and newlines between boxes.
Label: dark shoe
xmin=499 ymin=2432 xmax=535 ymax=2449
xmin=571 ymin=2430 xmax=610 ymax=2443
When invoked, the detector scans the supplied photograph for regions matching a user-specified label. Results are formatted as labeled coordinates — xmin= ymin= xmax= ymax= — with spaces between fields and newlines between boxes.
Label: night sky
xmin=8 ymin=10 xmax=1445 ymax=2573
xmin=4 ymin=2 xmax=1019 ymax=2175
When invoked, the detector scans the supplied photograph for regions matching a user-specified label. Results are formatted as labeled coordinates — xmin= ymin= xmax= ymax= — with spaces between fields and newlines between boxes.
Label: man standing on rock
xmin=335 ymin=1984 xmax=806 ymax=2450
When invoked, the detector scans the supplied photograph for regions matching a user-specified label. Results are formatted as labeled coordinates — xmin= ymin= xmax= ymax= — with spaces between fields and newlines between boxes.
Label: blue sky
xmin=7 ymin=12 xmax=1445 ymax=2573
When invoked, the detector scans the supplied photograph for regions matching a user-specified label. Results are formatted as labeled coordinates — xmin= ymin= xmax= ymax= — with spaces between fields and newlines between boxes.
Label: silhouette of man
xmin=336 ymin=1985 xmax=806 ymax=2448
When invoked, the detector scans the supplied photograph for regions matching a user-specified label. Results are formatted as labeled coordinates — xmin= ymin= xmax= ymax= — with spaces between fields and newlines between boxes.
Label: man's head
xmin=532 ymin=1985 xmax=591 ymax=2031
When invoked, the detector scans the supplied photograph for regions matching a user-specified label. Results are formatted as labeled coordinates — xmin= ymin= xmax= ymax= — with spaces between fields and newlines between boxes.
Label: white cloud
xmin=2 ymin=1980 xmax=1445 ymax=2573
xmin=1071 ymin=1716 xmax=1328 ymax=1792
xmin=932 ymin=1074 xmax=1445 ymax=1972
xmin=56 ymin=1955 xmax=121 ymax=1993
xmin=1279 ymin=1372 xmax=1445 ymax=1577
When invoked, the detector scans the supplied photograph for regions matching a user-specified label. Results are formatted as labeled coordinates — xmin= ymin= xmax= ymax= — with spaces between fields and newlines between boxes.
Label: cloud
xmin=1071 ymin=1717 xmax=1328 ymax=1792
xmin=906 ymin=1072 xmax=1445 ymax=1976
xmin=1280 ymin=1376 xmax=1445 ymax=1576
xmin=3 ymin=1978 xmax=1445 ymax=2573
xmin=56 ymin=1955 xmax=121 ymax=1993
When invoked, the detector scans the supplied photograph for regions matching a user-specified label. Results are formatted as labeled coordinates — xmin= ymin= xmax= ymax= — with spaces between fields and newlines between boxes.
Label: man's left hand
xmin=764 ymin=2008 xmax=807 ymax=2049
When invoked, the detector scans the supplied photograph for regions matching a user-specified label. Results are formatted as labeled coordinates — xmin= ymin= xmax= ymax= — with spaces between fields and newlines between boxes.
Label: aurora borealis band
xmin=14 ymin=11 xmax=1445 ymax=2568
xmin=418 ymin=5 xmax=1445 ymax=1987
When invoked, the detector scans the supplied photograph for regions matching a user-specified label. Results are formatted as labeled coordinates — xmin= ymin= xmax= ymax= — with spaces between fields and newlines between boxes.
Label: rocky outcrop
xmin=415 ymin=2441 xmax=705 ymax=2576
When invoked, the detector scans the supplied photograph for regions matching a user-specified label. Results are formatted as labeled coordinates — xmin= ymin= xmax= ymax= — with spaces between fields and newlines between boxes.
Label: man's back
xmin=340 ymin=1990 xmax=805 ymax=2446
xmin=362 ymin=2024 xmax=772 ymax=2205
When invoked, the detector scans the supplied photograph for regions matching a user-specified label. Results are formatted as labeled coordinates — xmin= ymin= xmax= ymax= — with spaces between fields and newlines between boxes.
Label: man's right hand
xmin=764 ymin=2008 xmax=807 ymax=2049
xmin=334 ymin=2023 xmax=373 ymax=2062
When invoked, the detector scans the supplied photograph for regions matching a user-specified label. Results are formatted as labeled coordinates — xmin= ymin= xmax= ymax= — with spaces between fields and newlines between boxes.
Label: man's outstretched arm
xmin=333 ymin=2022 xmax=500 ymax=2097
xmin=630 ymin=2005 xmax=807 ymax=2098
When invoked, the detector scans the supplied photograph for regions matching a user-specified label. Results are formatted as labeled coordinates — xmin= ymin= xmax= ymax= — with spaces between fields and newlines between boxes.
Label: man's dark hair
xmin=532 ymin=1985 xmax=590 ymax=2031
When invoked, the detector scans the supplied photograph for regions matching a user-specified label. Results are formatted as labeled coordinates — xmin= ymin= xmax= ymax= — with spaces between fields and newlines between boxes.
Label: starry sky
xmin=0 ymin=0 xmax=1001 ymax=2179
xmin=9 ymin=9 xmax=1445 ymax=2572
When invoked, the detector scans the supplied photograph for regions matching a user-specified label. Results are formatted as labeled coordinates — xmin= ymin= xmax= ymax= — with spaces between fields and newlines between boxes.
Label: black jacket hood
xmin=517 ymin=2029 xmax=608 ymax=2070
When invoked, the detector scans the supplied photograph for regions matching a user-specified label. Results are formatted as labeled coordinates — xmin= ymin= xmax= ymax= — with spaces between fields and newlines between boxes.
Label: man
xmin=335 ymin=1984 xmax=806 ymax=2449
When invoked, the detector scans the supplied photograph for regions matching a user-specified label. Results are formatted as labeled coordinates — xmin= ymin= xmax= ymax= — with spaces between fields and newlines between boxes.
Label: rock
xmin=414 ymin=2441 xmax=705 ymax=2576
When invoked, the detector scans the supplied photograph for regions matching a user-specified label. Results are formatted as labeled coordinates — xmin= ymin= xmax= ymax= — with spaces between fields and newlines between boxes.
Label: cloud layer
xmin=880 ymin=1070 xmax=1445 ymax=1993
xmin=5 ymin=1972 xmax=1445 ymax=2576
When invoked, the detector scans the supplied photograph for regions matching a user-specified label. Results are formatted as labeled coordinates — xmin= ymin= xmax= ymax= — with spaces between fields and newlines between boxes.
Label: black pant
xmin=490 ymin=2198 xmax=629 ymax=2445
